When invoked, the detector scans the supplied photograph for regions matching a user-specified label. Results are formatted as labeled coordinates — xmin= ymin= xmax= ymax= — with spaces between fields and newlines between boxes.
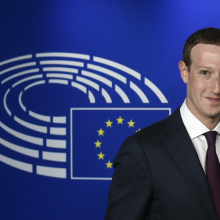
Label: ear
xmin=178 ymin=61 xmax=189 ymax=84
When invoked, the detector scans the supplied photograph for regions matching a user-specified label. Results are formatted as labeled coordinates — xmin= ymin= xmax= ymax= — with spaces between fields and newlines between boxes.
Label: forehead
xmin=190 ymin=43 xmax=220 ymax=67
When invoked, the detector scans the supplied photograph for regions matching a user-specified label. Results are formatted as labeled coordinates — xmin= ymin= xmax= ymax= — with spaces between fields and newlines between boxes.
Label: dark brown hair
xmin=183 ymin=27 xmax=220 ymax=71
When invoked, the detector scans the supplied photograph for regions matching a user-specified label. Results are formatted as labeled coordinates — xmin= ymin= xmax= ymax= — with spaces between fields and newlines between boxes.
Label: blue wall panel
xmin=1 ymin=1 xmax=220 ymax=219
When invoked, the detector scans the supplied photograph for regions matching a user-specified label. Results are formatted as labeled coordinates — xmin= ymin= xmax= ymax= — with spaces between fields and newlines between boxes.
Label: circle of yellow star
xmin=94 ymin=140 xmax=102 ymax=148
xmin=128 ymin=119 xmax=135 ymax=127
xmin=97 ymin=152 xmax=105 ymax=160
xmin=116 ymin=116 xmax=124 ymax=124
xmin=97 ymin=128 xmax=105 ymax=136
xmin=106 ymin=161 xmax=113 ymax=169
xmin=105 ymin=119 xmax=113 ymax=127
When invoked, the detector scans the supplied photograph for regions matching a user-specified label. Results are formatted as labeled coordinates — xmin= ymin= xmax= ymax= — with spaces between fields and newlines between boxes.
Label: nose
xmin=211 ymin=74 xmax=220 ymax=94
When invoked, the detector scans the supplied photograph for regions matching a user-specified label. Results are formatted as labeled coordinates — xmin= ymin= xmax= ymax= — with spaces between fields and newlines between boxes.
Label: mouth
xmin=206 ymin=97 xmax=220 ymax=103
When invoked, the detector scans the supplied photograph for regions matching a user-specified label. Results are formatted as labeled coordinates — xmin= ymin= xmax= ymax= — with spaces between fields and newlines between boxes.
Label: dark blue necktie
xmin=204 ymin=131 xmax=220 ymax=219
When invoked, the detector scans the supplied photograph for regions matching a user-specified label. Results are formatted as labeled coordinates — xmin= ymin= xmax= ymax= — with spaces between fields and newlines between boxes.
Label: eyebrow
xmin=197 ymin=65 xmax=215 ymax=69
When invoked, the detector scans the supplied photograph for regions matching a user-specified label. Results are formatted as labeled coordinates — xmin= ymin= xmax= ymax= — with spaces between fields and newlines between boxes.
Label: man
xmin=105 ymin=27 xmax=220 ymax=220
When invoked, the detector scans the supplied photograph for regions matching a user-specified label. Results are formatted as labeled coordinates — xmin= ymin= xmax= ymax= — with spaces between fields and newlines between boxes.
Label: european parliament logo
xmin=0 ymin=53 xmax=170 ymax=180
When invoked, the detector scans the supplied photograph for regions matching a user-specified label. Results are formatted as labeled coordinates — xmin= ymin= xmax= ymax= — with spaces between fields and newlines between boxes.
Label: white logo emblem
xmin=0 ymin=52 xmax=169 ymax=179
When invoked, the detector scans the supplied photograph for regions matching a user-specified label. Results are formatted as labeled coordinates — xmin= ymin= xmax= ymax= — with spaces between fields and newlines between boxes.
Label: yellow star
xmin=106 ymin=161 xmax=113 ymax=169
xmin=97 ymin=128 xmax=105 ymax=136
xmin=128 ymin=119 xmax=135 ymax=127
xmin=106 ymin=119 xmax=113 ymax=127
xmin=116 ymin=116 xmax=124 ymax=124
xmin=136 ymin=128 xmax=141 ymax=132
xmin=97 ymin=152 xmax=105 ymax=160
xmin=94 ymin=140 xmax=102 ymax=148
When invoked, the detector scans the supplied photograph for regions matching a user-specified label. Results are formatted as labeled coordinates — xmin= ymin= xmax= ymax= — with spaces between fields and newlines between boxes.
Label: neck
xmin=185 ymin=100 xmax=220 ymax=130
xmin=203 ymin=119 xmax=219 ymax=130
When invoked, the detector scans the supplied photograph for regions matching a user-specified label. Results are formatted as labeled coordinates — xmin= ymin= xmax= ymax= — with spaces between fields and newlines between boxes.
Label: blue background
xmin=1 ymin=0 xmax=220 ymax=219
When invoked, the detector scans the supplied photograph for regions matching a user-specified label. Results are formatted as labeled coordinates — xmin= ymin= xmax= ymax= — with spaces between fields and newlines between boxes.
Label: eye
xmin=201 ymin=70 xmax=209 ymax=75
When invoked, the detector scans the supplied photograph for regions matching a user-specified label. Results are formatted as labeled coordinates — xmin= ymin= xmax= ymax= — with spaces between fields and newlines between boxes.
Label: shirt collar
xmin=180 ymin=99 xmax=220 ymax=139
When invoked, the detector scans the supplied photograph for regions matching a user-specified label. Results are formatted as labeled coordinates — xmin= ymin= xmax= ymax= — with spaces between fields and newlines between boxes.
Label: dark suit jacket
xmin=105 ymin=108 xmax=218 ymax=220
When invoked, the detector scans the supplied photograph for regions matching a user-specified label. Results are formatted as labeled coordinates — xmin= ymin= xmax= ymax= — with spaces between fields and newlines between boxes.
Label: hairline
xmin=187 ymin=42 xmax=220 ymax=72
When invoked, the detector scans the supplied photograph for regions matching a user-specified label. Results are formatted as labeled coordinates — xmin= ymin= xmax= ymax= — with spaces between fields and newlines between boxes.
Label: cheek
xmin=191 ymin=78 xmax=207 ymax=93
xmin=187 ymin=79 xmax=207 ymax=99
xmin=197 ymin=82 xmax=209 ymax=94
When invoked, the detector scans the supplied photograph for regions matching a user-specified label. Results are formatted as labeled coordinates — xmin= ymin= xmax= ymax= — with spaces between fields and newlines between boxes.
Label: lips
xmin=206 ymin=97 xmax=220 ymax=103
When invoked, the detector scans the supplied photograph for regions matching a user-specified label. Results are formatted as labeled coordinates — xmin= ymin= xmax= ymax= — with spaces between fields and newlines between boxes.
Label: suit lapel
xmin=164 ymin=108 xmax=218 ymax=220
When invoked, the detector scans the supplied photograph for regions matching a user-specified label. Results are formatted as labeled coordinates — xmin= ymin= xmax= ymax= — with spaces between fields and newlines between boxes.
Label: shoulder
xmin=134 ymin=117 xmax=167 ymax=141
xmin=116 ymin=107 xmax=183 ymax=157
xmin=133 ymin=106 xmax=182 ymax=141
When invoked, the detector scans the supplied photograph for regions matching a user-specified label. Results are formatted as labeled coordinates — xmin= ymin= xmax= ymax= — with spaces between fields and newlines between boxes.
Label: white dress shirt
xmin=180 ymin=100 xmax=220 ymax=172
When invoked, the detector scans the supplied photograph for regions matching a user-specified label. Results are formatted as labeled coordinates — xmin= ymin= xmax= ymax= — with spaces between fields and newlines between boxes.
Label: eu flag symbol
xmin=70 ymin=108 xmax=170 ymax=180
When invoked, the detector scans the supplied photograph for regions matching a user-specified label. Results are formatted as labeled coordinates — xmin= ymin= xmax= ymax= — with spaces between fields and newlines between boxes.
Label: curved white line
xmin=144 ymin=77 xmax=168 ymax=103
xmin=0 ymin=54 xmax=32 ymax=66
xmin=24 ymin=80 xmax=45 ymax=91
xmin=53 ymin=117 xmax=66 ymax=124
xmin=0 ymin=121 xmax=43 ymax=146
xmin=36 ymin=52 xmax=90 ymax=60
xmin=50 ymin=127 xmax=66 ymax=135
xmin=71 ymin=81 xmax=87 ymax=94
xmin=72 ymin=177 xmax=112 ymax=180
xmin=46 ymin=73 xmax=73 ymax=80
xmin=43 ymin=67 xmax=78 ymax=74
xmin=0 ymin=138 xmax=39 ymax=158
xmin=40 ymin=60 xmax=84 ymax=67
xmin=130 ymin=81 xmax=149 ymax=103
xmin=46 ymin=139 xmax=66 ymax=149
xmin=12 ymin=74 xmax=43 ymax=88
xmin=1 ymin=69 xmax=39 ymax=85
xmin=115 ymin=85 xmax=130 ymax=103
xmin=4 ymin=88 xmax=11 ymax=116
xmin=81 ymin=70 xmax=112 ymax=87
xmin=36 ymin=165 xmax=66 ymax=178
xmin=49 ymin=79 xmax=68 ymax=85
xmin=93 ymin=56 xmax=141 ymax=80
xmin=88 ymin=90 xmax=95 ymax=103
xmin=29 ymin=110 xmax=51 ymax=122
xmin=0 ymin=154 xmax=33 ymax=173
xmin=42 ymin=152 xmax=66 ymax=162
xmin=19 ymin=91 xmax=26 ymax=112
xmin=0 ymin=62 xmax=36 ymax=75
xmin=87 ymin=64 xmax=127 ymax=84
xmin=101 ymin=88 xmax=112 ymax=103
xmin=76 ymin=76 xmax=99 ymax=91
xmin=14 ymin=116 xmax=47 ymax=133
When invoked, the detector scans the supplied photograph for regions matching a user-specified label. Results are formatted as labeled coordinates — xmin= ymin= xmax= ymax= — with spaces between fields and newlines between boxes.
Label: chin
xmin=205 ymin=112 xmax=220 ymax=119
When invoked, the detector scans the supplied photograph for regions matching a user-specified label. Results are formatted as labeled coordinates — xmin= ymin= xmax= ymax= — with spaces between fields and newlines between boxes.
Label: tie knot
xmin=204 ymin=131 xmax=218 ymax=145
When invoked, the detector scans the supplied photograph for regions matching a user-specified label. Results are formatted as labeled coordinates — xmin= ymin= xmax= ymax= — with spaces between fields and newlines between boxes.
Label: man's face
xmin=179 ymin=43 xmax=220 ymax=125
